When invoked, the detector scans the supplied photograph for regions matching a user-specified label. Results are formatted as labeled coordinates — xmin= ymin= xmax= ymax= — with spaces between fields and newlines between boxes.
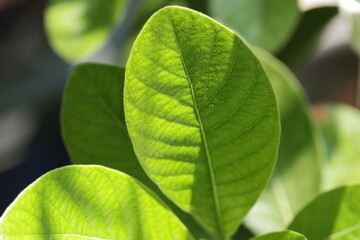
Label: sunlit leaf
xmin=124 ymin=6 xmax=280 ymax=238
xmin=61 ymin=63 xmax=209 ymax=239
xmin=246 ymin=49 xmax=322 ymax=234
xmin=209 ymin=0 xmax=300 ymax=53
xmin=289 ymin=185 xmax=360 ymax=240
xmin=45 ymin=0 xmax=128 ymax=62
xmin=0 ymin=165 xmax=191 ymax=239
xmin=251 ymin=231 xmax=307 ymax=240
xmin=315 ymin=103 xmax=360 ymax=190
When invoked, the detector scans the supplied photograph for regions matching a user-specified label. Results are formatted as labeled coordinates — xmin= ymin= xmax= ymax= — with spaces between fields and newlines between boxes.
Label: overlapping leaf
xmin=209 ymin=0 xmax=300 ymax=53
xmin=289 ymin=185 xmax=360 ymax=239
xmin=245 ymin=49 xmax=322 ymax=234
xmin=0 ymin=165 xmax=191 ymax=239
xmin=315 ymin=103 xmax=360 ymax=190
xmin=124 ymin=6 xmax=280 ymax=238
xmin=61 ymin=63 xmax=209 ymax=239
xmin=61 ymin=64 xmax=144 ymax=180
xmin=45 ymin=0 xmax=128 ymax=62
xmin=251 ymin=231 xmax=307 ymax=240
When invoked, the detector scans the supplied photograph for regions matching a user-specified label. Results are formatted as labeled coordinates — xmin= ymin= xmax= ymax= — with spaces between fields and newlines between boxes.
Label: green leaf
xmin=45 ymin=0 xmax=128 ymax=62
xmin=289 ymin=185 xmax=360 ymax=240
xmin=0 ymin=165 xmax=191 ymax=239
xmin=209 ymin=0 xmax=300 ymax=53
xmin=61 ymin=63 xmax=209 ymax=239
xmin=61 ymin=63 xmax=144 ymax=179
xmin=124 ymin=6 xmax=280 ymax=238
xmin=251 ymin=231 xmax=308 ymax=240
xmin=245 ymin=49 xmax=322 ymax=234
xmin=316 ymin=103 xmax=360 ymax=191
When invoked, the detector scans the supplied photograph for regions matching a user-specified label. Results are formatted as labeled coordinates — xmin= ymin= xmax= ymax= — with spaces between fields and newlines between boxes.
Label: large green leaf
xmin=209 ymin=0 xmax=300 ymax=53
xmin=245 ymin=49 xmax=322 ymax=234
xmin=251 ymin=231 xmax=307 ymax=240
xmin=61 ymin=63 xmax=209 ymax=239
xmin=0 ymin=165 xmax=191 ymax=239
xmin=289 ymin=185 xmax=360 ymax=240
xmin=316 ymin=103 xmax=360 ymax=190
xmin=45 ymin=0 xmax=128 ymax=62
xmin=124 ymin=6 xmax=280 ymax=238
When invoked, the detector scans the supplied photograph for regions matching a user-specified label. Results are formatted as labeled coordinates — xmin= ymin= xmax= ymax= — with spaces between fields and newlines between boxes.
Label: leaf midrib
xmin=166 ymin=14 xmax=225 ymax=238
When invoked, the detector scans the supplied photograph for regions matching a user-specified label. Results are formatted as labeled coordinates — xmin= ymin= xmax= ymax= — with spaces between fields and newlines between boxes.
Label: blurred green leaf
xmin=209 ymin=0 xmax=300 ymax=53
xmin=0 ymin=165 xmax=192 ymax=239
xmin=316 ymin=103 xmax=360 ymax=190
xmin=125 ymin=6 xmax=280 ymax=238
xmin=278 ymin=7 xmax=338 ymax=68
xmin=351 ymin=14 xmax=360 ymax=56
xmin=251 ymin=231 xmax=307 ymax=240
xmin=289 ymin=185 xmax=360 ymax=239
xmin=45 ymin=0 xmax=128 ymax=62
xmin=245 ymin=49 xmax=322 ymax=234
xmin=61 ymin=63 xmax=209 ymax=239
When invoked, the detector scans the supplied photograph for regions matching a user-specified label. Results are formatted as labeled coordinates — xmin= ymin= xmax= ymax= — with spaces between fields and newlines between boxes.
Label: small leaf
xmin=245 ymin=49 xmax=322 ymax=234
xmin=289 ymin=185 xmax=360 ymax=240
xmin=45 ymin=0 xmax=128 ymax=62
xmin=124 ymin=6 xmax=280 ymax=238
xmin=315 ymin=103 xmax=360 ymax=190
xmin=209 ymin=0 xmax=300 ymax=53
xmin=0 ymin=165 xmax=191 ymax=239
xmin=251 ymin=231 xmax=308 ymax=240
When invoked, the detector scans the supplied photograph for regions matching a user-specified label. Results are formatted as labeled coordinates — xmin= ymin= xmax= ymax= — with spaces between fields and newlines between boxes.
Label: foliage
xmin=2 ymin=1 xmax=360 ymax=240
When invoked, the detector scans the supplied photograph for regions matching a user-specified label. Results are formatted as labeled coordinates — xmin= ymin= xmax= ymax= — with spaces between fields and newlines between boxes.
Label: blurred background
xmin=0 ymin=0 xmax=359 ymax=215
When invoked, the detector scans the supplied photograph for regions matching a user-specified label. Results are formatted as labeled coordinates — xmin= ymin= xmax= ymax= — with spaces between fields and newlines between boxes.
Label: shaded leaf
xmin=61 ymin=63 xmax=143 ymax=179
xmin=124 ymin=6 xmax=280 ymax=238
xmin=0 ymin=165 xmax=191 ymax=239
xmin=45 ymin=0 xmax=128 ymax=62
xmin=209 ymin=0 xmax=300 ymax=53
xmin=289 ymin=185 xmax=360 ymax=240
xmin=315 ymin=103 xmax=360 ymax=190
xmin=278 ymin=7 xmax=338 ymax=68
xmin=251 ymin=231 xmax=307 ymax=240
xmin=245 ymin=49 xmax=322 ymax=234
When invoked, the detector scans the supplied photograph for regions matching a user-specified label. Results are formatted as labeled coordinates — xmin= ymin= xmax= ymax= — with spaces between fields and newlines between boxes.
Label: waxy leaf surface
xmin=209 ymin=0 xmax=300 ymax=53
xmin=45 ymin=0 xmax=128 ymax=62
xmin=125 ymin=6 xmax=280 ymax=238
xmin=251 ymin=231 xmax=307 ymax=240
xmin=289 ymin=185 xmax=360 ymax=240
xmin=245 ymin=49 xmax=322 ymax=234
xmin=0 ymin=165 xmax=191 ymax=239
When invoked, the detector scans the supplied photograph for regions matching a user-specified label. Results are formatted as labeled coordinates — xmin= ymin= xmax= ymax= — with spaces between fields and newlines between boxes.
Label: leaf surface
xmin=251 ymin=231 xmax=307 ymax=240
xmin=61 ymin=63 xmax=209 ymax=238
xmin=45 ymin=0 xmax=128 ymax=62
xmin=0 ymin=165 xmax=191 ymax=239
xmin=315 ymin=103 xmax=360 ymax=190
xmin=124 ymin=6 xmax=280 ymax=238
xmin=289 ymin=185 xmax=360 ymax=240
xmin=209 ymin=0 xmax=300 ymax=53
xmin=61 ymin=63 xmax=143 ymax=179
xmin=245 ymin=49 xmax=322 ymax=234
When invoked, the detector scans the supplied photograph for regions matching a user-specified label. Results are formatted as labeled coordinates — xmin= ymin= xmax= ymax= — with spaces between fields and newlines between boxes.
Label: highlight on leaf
xmin=124 ymin=6 xmax=280 ymax=238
